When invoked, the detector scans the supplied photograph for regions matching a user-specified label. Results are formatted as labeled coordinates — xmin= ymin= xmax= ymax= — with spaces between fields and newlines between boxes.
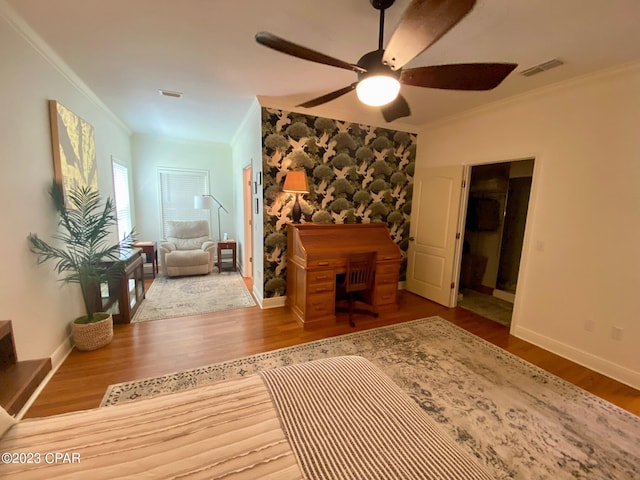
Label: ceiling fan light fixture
xmin=356 ymin=75 xmax=401 ymax=107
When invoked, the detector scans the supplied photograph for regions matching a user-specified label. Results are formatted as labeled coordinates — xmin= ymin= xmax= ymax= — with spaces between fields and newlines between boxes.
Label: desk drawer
xmin=308 ymin=270 xmax=335 ymax=284
xmin=307 ymin=281 xmax=334 ymax=295
xmin=306 ymin=292 xmax=335 ymax=318
xmin=308 ymin=258 xmax=344 ymax=269
xmin=376 ymin=262 xmax=400 ymax=276
xmin=374 ymin=283 xmax=398 ymax=305
xmin=375 ymin=273 xmax=398 ymax=286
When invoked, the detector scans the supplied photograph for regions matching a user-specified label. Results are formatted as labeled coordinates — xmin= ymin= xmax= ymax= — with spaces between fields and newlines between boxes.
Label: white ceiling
xmin=7 ymin=0 xmax=640 ymax=143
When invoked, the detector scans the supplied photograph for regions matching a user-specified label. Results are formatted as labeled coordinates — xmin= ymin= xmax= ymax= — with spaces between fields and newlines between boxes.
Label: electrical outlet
xmin=584 ymin=319 xmax=595 ymax=332
xmin=611 ymin=326 xmax=623 ymax=341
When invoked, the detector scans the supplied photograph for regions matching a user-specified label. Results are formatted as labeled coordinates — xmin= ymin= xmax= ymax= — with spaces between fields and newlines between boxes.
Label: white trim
xmin=425 ymin=61 xmax=640 ymax=131
xmin=157 ymin=167 xmax=210 ymax=240
xmin=512 ymin=324 xmax=640 ymax=391
xmin=230 ymin=98 xmax=261 ymax=147
xmin=493 ymin=289 xmax=515 ymax=303
xmin=261 ymin=296 xmax=285 ymax=309
xmin=0 ymin=0 xmax=131 ymax=136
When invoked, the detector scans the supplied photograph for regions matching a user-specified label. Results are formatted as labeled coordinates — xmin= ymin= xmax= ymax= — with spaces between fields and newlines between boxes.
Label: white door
xmin=406 ymin=166 xmax=464 ymax=306
xmin=242 ymin=166 xmax=253 ymax=279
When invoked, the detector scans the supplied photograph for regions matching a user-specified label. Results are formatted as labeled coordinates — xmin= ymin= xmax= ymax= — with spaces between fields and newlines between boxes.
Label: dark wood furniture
xmin=0 ymin=320 xmax=51 ymax=415
xmin=133 ymin=241 xmax=158 ymax=278
xmin=287 ymin=224 xmax=401 ymax=329
xmin=96 ymin=248 xmax=145 ymax=324
xmin=217 ymin=240 xmax=237 ymax=273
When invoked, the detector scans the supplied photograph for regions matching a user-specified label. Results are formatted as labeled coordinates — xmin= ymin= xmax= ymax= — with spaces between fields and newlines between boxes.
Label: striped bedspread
xmin=1 ymin=356 xmax=492 ymax=479
xmin=261 ymin=356 xmax=493 ymax=480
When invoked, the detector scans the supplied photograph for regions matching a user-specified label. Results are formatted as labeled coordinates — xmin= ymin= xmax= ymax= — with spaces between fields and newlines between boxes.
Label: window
xmin=158 ymin=168 xmax=209 ymax=239
xmin=111 ymin=159 xmax=133 ymax=241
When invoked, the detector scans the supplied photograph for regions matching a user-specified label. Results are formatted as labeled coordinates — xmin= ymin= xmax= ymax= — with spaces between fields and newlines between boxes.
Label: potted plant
xmin=28 ymin=181 xmax=134 ymax=351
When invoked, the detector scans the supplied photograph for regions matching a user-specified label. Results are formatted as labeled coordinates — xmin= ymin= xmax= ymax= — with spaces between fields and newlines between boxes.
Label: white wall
xmin=230 ymin=99 xmax=262 ymax=287
xmin=416 ymin=63 xmax=640 ymax=388
xmin=131 ymin=134 xmax=233 ymax=244
xmin=0 ymin=5 xmax=132 ymax=364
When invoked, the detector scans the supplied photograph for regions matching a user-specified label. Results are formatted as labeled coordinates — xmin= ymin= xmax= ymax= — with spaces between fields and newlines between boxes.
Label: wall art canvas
xmin=48 ymin=100 xmax=98 ymax=198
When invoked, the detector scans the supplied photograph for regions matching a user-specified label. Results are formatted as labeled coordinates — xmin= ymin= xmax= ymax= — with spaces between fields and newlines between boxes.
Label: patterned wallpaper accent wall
xmin=261 ymin=107 xmax=417 ymax=299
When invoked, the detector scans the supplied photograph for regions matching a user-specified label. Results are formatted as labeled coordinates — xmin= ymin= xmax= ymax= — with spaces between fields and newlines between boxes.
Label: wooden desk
xmin=286 ymin=223 xmax=401 ymax=329
xmin=217 ymin=240 xmax=237 ymax=273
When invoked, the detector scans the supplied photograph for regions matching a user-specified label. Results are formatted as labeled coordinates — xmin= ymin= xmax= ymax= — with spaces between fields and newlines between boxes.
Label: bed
xmin=0 ymin=356 xmax=493 ymax=479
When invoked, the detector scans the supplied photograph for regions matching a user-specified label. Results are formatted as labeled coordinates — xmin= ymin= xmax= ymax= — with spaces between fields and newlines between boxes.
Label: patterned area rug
xmin=102 ymin=317 xmax=639 ymax=480
xmin=132 ymin=272 xmax=255 ymax=322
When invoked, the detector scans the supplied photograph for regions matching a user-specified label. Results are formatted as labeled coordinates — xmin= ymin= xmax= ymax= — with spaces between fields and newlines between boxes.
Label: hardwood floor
xmin=26 ymin=279 xmax=640 ymax=418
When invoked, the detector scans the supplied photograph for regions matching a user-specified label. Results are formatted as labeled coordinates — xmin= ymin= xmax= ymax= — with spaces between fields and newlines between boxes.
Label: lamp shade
xmin=194 ymin=195 xmax=205 ymax=209
xmin=282 ymin=171 xmax=309 ymax=194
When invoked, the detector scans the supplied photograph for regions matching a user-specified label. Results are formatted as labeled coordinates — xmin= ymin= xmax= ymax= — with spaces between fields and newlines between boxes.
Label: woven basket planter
xmin=71 ymin=313 xmax=114 ymax=351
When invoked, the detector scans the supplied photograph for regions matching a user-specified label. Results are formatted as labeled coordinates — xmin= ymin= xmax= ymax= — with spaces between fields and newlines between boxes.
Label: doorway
xmin=458 ymin=159 xmax=534 ymax=326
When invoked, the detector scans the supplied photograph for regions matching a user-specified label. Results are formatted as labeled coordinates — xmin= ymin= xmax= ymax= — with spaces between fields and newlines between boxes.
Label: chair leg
xmin=348 ymin=296 xmax=355 ymax=327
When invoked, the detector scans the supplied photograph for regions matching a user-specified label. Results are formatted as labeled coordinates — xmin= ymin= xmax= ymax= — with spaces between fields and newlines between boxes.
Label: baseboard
xmin=512 ymin=324 xmax=640 ymax=391
xmin=262 ymin=296 xmax=286 ymax=309
xmin=15 ymin=334 xmax=74 ymax=420
xmin=493 ymin=289 xmax=515 ymax=303
xmin=252 ymin=285 xmax=264 ymax=308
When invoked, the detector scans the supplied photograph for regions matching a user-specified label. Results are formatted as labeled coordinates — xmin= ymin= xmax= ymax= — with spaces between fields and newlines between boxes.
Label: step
xmin=0 ymin=320 xmax=52 ymax=415
xmin=0 ymin=359 xmax=52 ymax=415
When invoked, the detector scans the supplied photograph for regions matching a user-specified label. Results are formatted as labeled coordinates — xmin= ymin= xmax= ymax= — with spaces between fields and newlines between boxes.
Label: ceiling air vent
xmin=158 ymin=89 xmax=183 ymax=98
xmin=520 ymin=58 xmax=565 ymax=77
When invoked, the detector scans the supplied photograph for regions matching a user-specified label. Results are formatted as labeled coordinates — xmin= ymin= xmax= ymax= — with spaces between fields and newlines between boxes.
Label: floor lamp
xmin=194 ymin=194 xmax=229 ymax=241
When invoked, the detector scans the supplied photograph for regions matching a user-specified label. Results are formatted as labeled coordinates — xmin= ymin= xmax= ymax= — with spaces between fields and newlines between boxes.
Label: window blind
xmin=111 ymin=160 xmax=133 ymax=241
xmin=158 ymin=168 xmax=209 ymax=239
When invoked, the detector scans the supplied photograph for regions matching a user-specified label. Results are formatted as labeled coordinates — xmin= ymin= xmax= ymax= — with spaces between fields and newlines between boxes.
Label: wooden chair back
xmin=344 ymin=252 xmax=376 ymax=294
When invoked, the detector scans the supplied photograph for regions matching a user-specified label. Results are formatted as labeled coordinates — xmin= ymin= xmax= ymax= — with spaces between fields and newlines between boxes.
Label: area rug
xmin=132 ymin=272 xmax=255 ymax=322
xmin=102 ymin=317 xmax=639 ymax=480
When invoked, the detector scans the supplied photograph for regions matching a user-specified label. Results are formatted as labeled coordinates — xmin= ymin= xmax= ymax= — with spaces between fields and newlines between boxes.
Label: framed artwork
xmin=48 ymin=100 xmax=98 ymax=199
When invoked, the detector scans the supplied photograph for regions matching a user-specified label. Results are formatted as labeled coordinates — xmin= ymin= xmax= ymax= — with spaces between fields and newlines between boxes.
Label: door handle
xmin=409 ymin=237 xmax=415 ymax=241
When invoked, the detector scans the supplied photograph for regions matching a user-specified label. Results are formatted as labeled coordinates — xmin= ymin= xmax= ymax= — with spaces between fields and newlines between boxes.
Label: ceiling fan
xmin=255 ymin=0 xmax=517 ymax=123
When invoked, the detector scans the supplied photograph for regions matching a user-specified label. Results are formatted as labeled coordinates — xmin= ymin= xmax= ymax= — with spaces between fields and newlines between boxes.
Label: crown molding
xmin=421 ymin=61 xmax=640 ymax=132
xmin=0 ymin=0 xmax=131 ymax=136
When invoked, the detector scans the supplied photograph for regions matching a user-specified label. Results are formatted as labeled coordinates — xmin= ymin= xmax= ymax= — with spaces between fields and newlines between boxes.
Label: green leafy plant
xmin=28 ymin=181 xmax=134 ymax=323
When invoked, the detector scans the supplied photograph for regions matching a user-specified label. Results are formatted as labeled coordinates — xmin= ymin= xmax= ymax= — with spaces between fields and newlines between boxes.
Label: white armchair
xmin=159 ymin=220 xmax=215 ymax=277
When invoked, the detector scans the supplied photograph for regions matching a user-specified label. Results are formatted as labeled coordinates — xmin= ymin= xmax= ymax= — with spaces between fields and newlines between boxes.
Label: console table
xmin=96 ymin=248 xmax=145 ymax=324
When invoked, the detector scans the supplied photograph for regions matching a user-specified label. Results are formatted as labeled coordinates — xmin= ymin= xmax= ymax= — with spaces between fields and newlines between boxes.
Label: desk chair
xmin=336 ymin=252 xmax=378 ymax=327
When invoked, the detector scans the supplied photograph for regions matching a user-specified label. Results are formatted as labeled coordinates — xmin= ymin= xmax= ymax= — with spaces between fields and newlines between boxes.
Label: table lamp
xmin=282 ymin=170 xmax=309 ymax=224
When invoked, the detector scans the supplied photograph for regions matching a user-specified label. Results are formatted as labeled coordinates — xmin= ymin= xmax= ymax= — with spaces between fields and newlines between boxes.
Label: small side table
xmin=217 ymin=240 xmax=237 ymax=273
xmin=133 ymin=241 xmax=158 ymax=278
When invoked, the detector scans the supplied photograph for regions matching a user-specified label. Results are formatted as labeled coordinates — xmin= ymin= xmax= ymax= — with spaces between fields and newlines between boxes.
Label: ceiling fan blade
xmin=383 ymin=0 xmax=476 ymax=70
xmin=297 ymin=84 xmax=358 ymax=108
xmin=381 ymin=94 xmax=411 ymax=123
xmin=255 ymin=32 xmax=364 ymax=73
xmin=401 ymin=63 xmax=518 ymax=90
